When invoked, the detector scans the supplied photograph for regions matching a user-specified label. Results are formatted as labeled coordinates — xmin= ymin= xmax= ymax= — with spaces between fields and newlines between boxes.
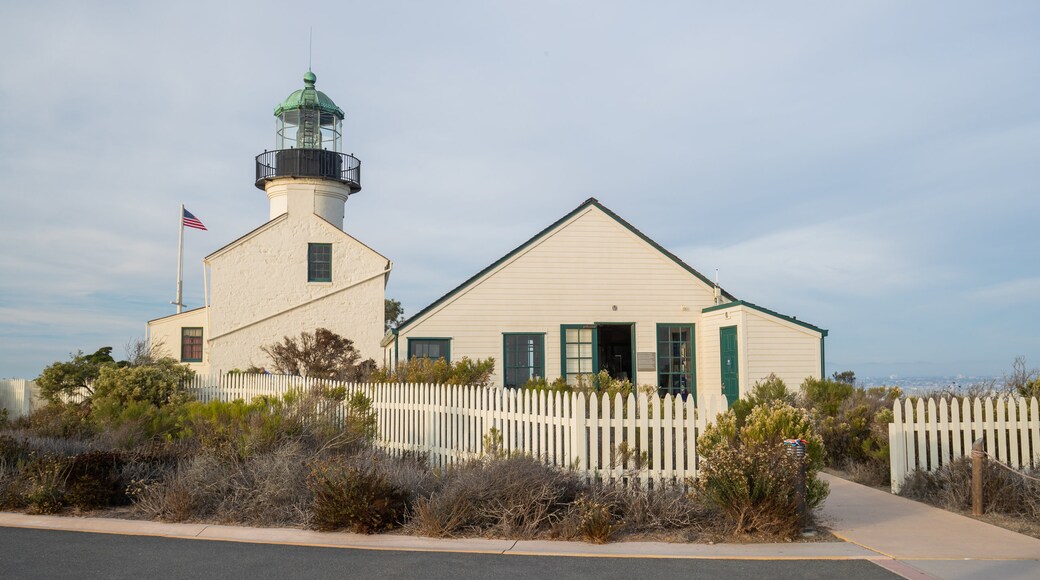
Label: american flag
xmin=183 ymin=208 xmax=207 ymax=231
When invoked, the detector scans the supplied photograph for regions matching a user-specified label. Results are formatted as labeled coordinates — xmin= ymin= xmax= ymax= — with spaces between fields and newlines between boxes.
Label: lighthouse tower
xmin=255 ymin=70 xmax=362 ymax=229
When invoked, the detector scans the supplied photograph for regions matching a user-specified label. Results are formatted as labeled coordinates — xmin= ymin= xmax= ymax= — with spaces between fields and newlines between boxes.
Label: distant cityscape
xmin=859 ymin=375 xmax=1001 ymax=394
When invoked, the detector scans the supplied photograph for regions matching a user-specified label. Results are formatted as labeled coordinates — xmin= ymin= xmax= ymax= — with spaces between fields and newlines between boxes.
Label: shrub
xmin=815 ymin=387 xmax=900 ymax=484
xmin=132 ymin=442 xmax=312 ymax=526
xmin=261 ymin=328 xmax=377 ymax=381
xmin=730 ymin=374 xmax=793 ymax=429
xmin=799 ymin=377 xmax=855 ymax=418
xmin=409 ymin=455 xmax=580 ymax=538
xmin=23 ymin=402 xmax=95 ymax=440
xmin=697 ymin=401 xmax=828 ymax=536
xmin=574 ymin=495 xmax=615 ymax=543
xmin=522 ymin=376 xmax=571 ymax=392
xmin=180 ymin=388 xmax=376 ymax=460
xmin=371 ymin=356 xmax=496 ymax=387
xmin=23 ymin=454 xmax=70 ymax=514
xmin=697 ymin=442 xmax=803 ymax=535
xmin=63 ymin=451 xmax=132 ymax=510
xmin=899 ymin=457 xmax=1040 ymax=519
xmin=1005 ymin=357 xmax=1040 ymax=398
xmin=308 ymin=456 xmax=409 ymax=533
xmin=89 ymin=358 xmax=195 ymax=439
xmin=36 ymin=347 xmax=116 ymax=403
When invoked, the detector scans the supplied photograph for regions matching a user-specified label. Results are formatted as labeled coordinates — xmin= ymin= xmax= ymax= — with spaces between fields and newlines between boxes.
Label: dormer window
xmin=308 ymin=243 xmax=332 ymax=282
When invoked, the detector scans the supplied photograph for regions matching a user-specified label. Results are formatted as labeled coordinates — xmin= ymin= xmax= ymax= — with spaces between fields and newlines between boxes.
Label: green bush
xmin=179 ymin=388 xmax=375 ymax=460
xmin=730 ymin=374 xmax=793 ymax=429
xmin=308 ymin=456 xmax=410 ymax=533
xmin=522 ymin=376 xmax=571 ymax=392
xmin=372 ymin=356 xmax=496 ymax=387
xmin=815 ymin=387 xmax=900 ymax=483
xmin=697 ymin=401 xmax=828 ymax=536
xmin=799 ymin=377 xmax=855 ymax=418
xmin=88 ymin=358 xmax=195 ymax=440
xmin=36 ymin=347 xmax=116 ymax=403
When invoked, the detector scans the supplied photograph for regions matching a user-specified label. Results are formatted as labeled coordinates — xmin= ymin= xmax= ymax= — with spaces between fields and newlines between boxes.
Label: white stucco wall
xmin=265 ymin=178 xmax=352 ymax=229
xmin=147 ymin=307 xmax=211 ymax=374
xmin=204 ymin=179 xmax=389 ymax=373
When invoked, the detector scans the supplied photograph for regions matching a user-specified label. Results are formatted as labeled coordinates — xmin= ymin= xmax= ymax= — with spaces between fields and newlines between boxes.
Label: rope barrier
xmin=971 ymin=449 xmax=1040 ymax=483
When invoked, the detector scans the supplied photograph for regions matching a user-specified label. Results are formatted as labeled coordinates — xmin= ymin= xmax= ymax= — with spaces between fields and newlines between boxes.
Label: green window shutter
xmin=308 ymin=243 xmax=332 ymax=282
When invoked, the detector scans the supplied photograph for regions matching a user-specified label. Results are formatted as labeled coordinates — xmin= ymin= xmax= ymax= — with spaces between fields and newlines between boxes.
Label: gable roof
xmin=702 ymin=300 xmax=828 ymax=336
xmin=397 ymin=198 xmax=737 ymax=331
xmin=204 ymin=212 xmax=390 ymax=265
xmin=205 ymin=213 xmax=288 ymax=261
xmin=147 ymin=305 xmax=207 ymax=324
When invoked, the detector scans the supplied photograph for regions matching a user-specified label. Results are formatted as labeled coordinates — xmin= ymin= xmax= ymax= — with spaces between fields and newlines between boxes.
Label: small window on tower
xmin=308 ymin=243 xmax=332 ymax=282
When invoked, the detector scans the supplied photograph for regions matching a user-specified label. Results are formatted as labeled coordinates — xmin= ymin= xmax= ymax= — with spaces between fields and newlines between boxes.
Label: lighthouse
xmin=256 ymin=70 xmax=362 ymax=229
xmin=147 ymin=70 xmax=390 ymax=374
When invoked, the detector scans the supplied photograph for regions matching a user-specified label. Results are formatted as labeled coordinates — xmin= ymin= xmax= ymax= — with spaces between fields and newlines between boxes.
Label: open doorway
xmin=596 ymin=323 xmax=633 ymax=382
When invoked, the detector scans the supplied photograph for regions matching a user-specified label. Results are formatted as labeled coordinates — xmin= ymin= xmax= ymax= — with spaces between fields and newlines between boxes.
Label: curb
xmin=0 ymin=512 xmax=877 ymax=560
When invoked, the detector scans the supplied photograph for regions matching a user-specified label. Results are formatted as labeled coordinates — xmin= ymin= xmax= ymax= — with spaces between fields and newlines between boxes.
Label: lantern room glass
xmin=276 ymin=111 xmax=343 ymax=152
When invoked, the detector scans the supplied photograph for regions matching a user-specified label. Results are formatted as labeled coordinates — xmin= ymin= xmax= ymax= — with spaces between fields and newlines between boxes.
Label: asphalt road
xmin=0 ymin=527 xmax=900 ymax=580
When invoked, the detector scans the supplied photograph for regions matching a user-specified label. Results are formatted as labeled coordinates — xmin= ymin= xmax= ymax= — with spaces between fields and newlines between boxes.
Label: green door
xmin=720 ymin=326 xmax=739 ymax=406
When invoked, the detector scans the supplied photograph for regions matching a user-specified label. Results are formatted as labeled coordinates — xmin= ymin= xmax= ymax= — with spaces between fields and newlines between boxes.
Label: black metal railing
xmin=255 ymin=149 xmax=361 ymax=192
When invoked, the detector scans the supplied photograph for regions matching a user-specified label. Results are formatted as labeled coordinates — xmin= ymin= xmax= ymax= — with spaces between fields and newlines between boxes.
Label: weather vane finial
xmin=308 ymin=28 xmax=313 ymax=71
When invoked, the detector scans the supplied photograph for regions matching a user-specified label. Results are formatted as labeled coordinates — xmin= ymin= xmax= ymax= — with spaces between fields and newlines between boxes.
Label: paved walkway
xmin=1 ymin=474 xmax=1038 ymax=579
xmin=818 ymin=473 xmax=1040 ymax=579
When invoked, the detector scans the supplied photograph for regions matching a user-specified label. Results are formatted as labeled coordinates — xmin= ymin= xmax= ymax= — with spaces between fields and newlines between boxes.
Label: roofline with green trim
xmin=702 ymin=300 xmax=828 ymax=336
xmin=397 ymin=198 xmax=737 ymax=332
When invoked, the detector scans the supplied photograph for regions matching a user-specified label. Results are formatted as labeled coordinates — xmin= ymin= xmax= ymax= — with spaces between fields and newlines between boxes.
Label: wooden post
xmin=971 ymin=437 xmax=985 ymax=516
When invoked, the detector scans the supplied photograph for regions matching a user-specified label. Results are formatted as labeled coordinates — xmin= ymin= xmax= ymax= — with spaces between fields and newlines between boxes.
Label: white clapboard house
xmin=384 ymin=198 xmax=827 ymax=405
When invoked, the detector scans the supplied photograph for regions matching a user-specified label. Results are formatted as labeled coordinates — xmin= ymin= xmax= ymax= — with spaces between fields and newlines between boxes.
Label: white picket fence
xmin=889 ymin=396 xmax=1040 ymax=493
xmin=185 ymin=374 xmax=728 ymax=485
xmin=0 ymin=379 xmax=41 ymax=420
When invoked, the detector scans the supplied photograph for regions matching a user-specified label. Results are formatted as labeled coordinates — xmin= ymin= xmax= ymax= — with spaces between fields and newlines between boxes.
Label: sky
xmin=0 ymin=1 xmax=1037 ymax=380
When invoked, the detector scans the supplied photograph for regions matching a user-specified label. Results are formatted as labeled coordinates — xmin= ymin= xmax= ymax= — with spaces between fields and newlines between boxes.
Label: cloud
xmin=968 ymin=277 xmax=1040 ymax=304
xmin=674 ymin=217 xmax=931 ymax=302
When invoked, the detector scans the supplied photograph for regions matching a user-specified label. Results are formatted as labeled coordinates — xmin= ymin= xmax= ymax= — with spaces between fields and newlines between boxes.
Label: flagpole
xmin=174 ymin=203 xmax=185 ymax=313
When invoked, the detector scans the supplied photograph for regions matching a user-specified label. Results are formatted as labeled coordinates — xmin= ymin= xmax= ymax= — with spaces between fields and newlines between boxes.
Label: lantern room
xmin=256 ymin=70 xmax=361 ymax=193
xmin=274 ymin=70 xmax=344 ymax=151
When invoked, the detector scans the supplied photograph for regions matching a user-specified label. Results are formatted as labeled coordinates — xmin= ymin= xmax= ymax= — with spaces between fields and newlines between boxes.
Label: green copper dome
xmin=273 ymin=71 xmax=345 ymax=118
